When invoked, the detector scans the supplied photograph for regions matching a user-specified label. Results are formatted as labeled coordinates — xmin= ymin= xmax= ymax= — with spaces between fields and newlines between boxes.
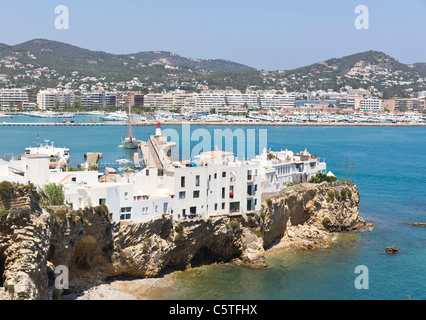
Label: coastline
xmin=0 ymin=121 xmax=425 ymax=127
xmin=62 ymin=225 xmax=374 ymax=301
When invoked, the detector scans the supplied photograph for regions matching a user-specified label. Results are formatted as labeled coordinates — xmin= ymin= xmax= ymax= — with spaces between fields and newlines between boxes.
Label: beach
xmin=62 ymin=274 xmax=177 ymax=300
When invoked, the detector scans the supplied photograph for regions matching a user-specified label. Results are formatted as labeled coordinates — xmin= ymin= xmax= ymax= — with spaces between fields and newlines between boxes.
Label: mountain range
xmin=1 ymin=38 xmax=426 ymax=98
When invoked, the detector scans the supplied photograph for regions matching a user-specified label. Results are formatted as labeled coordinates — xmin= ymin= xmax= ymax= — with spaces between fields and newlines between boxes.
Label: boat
xmin=100 ymin=111 xmax=128 ymax=121
xmin=116 ymin=157 xmax=132 ymax=165
xmin=27 ymin=111 xmax=75 ymax=118
xmin=25 ymin=137 xmax=70 ymax=171
xmin=121 ymin=105 xmax=139 ymax=149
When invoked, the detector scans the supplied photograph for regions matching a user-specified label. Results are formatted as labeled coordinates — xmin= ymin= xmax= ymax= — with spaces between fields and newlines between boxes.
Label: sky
xmin=1 ymin=0 xmax=426 ymax=70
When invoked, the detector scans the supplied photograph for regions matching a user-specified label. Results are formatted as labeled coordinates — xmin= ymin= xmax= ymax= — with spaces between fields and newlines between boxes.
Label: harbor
xmin=0 ymin=121 xmax=425 ymax=127
xmin=1 ymin=108 xmax=425 ymax=126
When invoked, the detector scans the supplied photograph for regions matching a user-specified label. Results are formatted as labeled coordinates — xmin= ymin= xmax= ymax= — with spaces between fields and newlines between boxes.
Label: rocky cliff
xmin=0 ymin=181 xmax=368 ymax=300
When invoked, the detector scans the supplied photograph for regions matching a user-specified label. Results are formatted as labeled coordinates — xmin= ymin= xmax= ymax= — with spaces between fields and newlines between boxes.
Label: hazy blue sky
xmin=1 ymin=0 xmax=426 ymax=70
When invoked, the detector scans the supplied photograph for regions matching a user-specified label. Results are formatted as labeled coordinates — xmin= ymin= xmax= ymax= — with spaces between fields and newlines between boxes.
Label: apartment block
xmin=359 ymin=98 xmax=383 ymax=112
xmin=384 ymin=98 xmax=425 ymax=113
xmin=37 ymin=89 xmax=75 ymax=109
xmin=0 ymin=88 xmax=29 ymax=107
xmin=116 ymin=91 xmax=144 ymax=108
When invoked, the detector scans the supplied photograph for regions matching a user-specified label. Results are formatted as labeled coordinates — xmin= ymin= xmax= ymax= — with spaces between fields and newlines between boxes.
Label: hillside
xmin=279 ymin=50 xmax=426 ymax=98
xmin=13 ymin=39 xmax=255 ymax=74
xmin=0 ymin=39 xmax=425 ymax=97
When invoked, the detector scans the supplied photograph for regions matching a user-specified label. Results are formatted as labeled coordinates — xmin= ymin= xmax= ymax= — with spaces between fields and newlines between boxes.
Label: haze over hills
xmin=1 ymin=38 xmax=426 ymax=98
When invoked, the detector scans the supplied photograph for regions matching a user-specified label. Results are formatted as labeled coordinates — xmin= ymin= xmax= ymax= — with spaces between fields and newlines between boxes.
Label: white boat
xmin=86 ymin=110 xmax=106 ymax=115
xmin=0 ymin=113 xmax=11 ymax=118
xmin=101 ymin=111 xmax=128 ymax=121
xmin=27 ymin=111 xmax=74 ymax=118
xmin=116 ymin=158 xmax=131 ymax=165
xmin=25 ymin=137 xmax=70 ymax=171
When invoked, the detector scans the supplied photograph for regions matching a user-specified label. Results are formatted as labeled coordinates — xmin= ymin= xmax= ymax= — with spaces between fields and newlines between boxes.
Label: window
xmin=124 ymin=192 xmax=129 ymax=200
xmin=120 ymin=207 xmax=132 ymax=220
xmin=247 ymin=185 xmax=253 ymax=196
xmin=179 ymin=192 xmax=186 ymax=199
xmin=99 ymin=198 xmax=106 ymax=205
xmin=193 ymin=190 xmax=200 ymax=198
xmin=222 ymin=187 xmax=225 ymax=199
xmin=222 ymin=171 xmax=226 ymax=178
xmin=181 ymin=176 xmax=185 ymax=187
xmin=146 ymin=169 xmax=149 ymax=176
xmin=215 ymin=203 xmax=218 ymax=210
xmin=221 ymin=203 xmax=225 ymax=210
xmin=247 ymin=170 xmax=253 ymax=181
xmin=230 ymin=202 xmax=240 ymax=213
xmin=195 ymin=175 xmax=200 ymax=187
xmin=214 ymin=173 xmax=217 ymax=179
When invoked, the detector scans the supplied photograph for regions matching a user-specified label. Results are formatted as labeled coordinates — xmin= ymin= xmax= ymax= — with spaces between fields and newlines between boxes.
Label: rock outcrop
xmin=261 ymin=182 xmax=368 ymax=250
xmin=0 ymin=181 xmax=368 ymax=300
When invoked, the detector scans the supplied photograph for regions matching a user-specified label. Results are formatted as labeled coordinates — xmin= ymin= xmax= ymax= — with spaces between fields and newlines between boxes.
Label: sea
xmin=1 ymin=114 xmax=425 ymax=300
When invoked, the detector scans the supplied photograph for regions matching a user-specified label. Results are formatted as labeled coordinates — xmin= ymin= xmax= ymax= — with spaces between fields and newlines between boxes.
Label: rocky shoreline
xmin=0 ymin=181 xmax=369 ymax=300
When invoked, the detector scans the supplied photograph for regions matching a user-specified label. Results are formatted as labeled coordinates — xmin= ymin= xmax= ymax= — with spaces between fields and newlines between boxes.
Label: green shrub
xmin=327 ymin=190 xmax=335 ymax=202
xmin=0 ymin=181 xmax=13 ymax=202
xmin=174 ymin=223 xmax=185 ymax=241
xmin=322 ymin=217 xmax=331 ymax=227
xmin=0 ymin=209 xmax=8 ymax=222
xmin=38 ymin=183 xmax=65 ymax=206
xmin=309 ymin=173 xmax=338 ymax=184
xmin=251 ymin=228 xmax=262 ymax=238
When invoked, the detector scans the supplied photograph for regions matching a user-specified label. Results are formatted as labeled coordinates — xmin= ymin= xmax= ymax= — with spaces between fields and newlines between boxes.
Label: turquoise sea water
xmin=1 ymin=119 xmax=425 ymax=300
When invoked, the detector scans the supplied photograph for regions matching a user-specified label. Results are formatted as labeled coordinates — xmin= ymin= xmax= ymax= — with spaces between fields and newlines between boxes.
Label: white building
xmin=142 ymin=92 xmax=295 ymax=110
xmin=0 ymin=88 xmax=29 ymax=108
xmin=360 ymin=98 xmax=383 ymax=112
xmin=37 ymin=89 xmax=75 ymax=109
xmin=251 ymin=148 xmax=327 ymax=193
xmin=161 ymin=150 xmax=262 ymax=220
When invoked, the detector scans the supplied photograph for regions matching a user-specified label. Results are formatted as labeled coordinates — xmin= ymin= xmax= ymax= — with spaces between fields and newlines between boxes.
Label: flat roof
xmin=22 ymin=153 xmax=50 ymax=158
